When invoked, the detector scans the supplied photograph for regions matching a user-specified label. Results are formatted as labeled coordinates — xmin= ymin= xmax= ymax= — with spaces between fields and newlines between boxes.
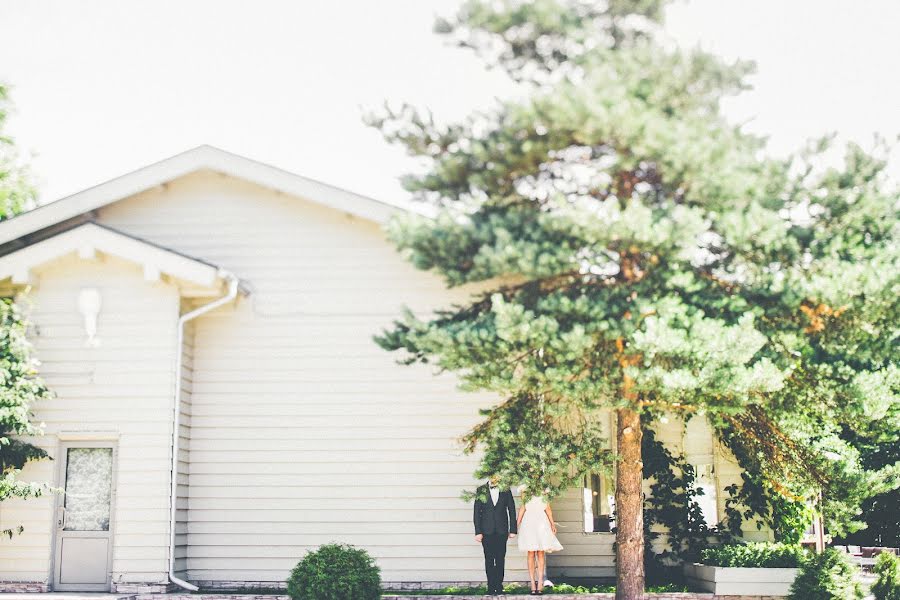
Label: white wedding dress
xmin=517 ymin=496 xmax=563 ymax=552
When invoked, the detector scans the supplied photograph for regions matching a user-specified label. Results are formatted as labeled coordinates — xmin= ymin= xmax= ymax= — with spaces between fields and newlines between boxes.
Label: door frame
xmin=50 ymin=439 xmax=118 ymax=592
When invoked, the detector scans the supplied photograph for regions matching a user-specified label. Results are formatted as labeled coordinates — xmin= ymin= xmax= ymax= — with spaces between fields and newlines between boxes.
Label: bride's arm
xmin=517 ymin=505 xmax=526 ymax=528
xmin=544 ymin=504 xmax=557 ymax=534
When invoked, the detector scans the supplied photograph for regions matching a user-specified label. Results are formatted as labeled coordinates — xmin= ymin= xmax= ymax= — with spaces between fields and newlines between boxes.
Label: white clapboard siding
xmin=0 ymin=254 xmax=180 ymax=586
xmin=174 ymin=320 xmax=196 ymax=577
xmin=1 ymin=169 xmax=770 ymax=589
xmin=94 ymin=172 xmax=525 ymax=583
xmin=96 ymin=171 xmax=769 ymax=583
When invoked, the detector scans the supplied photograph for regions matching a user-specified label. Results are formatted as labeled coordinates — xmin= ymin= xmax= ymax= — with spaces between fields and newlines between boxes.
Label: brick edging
xmin=136 ymin=595 xmax=717 ymax=600
xmin=115 ymin=582 xmax=179 ymax=594
xmin=0 ymin=582 xmax=49 ymax=593
xmin=138 ymin=594 xmax=775 ymax=600
xmin=379 ymin=596 xmax=781 ymax=600
xmin=0 ymin=584 xmax=787 ymax=600
xmin=379 ymin=595 xmax=714 ymax=600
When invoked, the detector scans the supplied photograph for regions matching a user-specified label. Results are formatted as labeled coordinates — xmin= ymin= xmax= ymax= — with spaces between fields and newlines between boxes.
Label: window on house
xmin=692 ymin=463 xmax=719 ymax=526
xmin=583 ymin=473 xmax=615 ymax=533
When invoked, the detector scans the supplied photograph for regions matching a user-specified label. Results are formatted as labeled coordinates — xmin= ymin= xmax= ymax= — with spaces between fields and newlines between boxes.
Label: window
xmin=691 ymin=463 xmax=719 ymax=526
xmin=583 ymin=473 xmax=615 ymax=533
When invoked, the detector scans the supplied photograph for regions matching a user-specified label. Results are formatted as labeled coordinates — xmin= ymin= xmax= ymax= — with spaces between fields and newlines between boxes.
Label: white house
xmin=0 ymin=147 xmax=764 ymax=593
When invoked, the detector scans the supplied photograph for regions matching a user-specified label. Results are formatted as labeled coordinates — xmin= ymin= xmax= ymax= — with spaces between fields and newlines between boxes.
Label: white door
xmin=53 ymin=443 xmax=116 ymax=592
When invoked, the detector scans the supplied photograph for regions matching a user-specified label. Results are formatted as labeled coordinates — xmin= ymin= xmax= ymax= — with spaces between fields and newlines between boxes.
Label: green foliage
xmin=461 ymin=391 xmax=612 ymax=500
xmin=0 ymin=85 xmax=52 ymax=538
xmin=836 ymin=429 xmax=900 ymax=546
xmin=700 ymin=542 xmax=807 ymax=568
xmin=872 ymin=551 xmax=900 ymax=600
xmin=721 ymin=471 xmax=813 ymax=545
xmin=717 ymin=415 xmax=818 ymax=544
xmin=0 ymin=298 xmax=53 ymax=538
xmin=642 ymin=422 xmax=813 ymax=572
xmin=285 ymin=544 xmax=381 ymax=600
xmin=788 ymin=548 xmax=863 ymax=600
xmin=435 ymin=0 xmax=668 ymax=83
xmin=0 ymin=85 xmax=37 ymax=219
xmin=643 ymin=421 xmax=812 ymax=573
xmin=642 ymin=426 xmax=714 ymax=571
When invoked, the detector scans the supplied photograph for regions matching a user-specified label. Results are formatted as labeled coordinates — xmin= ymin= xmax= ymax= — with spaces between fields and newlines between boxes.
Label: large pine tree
xmin=371 ymin=2 xmax=898 ymax=597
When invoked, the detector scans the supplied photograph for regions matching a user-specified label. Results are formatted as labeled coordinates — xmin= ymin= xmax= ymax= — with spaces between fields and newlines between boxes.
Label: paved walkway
xmin=0 ymin=590 xmax=874 ymax=600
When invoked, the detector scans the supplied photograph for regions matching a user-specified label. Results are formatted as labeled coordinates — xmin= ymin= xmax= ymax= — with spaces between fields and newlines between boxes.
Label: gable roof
xmin=0 ymin=145 xmax=422 ymax=248
xmin=0 ymin=221 xmax=231 ymax=295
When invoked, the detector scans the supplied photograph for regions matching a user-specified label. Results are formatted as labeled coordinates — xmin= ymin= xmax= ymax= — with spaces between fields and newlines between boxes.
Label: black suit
xmin=474 ymin=484 xmax=517 ymax=593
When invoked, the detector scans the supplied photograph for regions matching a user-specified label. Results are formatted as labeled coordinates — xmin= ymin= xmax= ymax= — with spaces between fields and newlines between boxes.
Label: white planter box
xmin=684 ymin=562 xmax=800 ymax=596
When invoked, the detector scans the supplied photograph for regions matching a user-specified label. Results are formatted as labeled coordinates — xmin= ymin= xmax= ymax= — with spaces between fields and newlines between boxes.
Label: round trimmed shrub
xmin=788 ymin=547 xmax=863 ymax=600
xmin=286 ymin=543 xmax=381 ymax=600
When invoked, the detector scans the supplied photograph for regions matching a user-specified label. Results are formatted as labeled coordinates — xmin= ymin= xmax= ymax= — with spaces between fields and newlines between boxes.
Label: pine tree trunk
xmin=615 ymin=407 xmax=645 ymax=600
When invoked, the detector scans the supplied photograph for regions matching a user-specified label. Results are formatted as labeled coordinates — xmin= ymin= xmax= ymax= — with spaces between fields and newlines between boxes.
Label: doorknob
xmin=57 ymin=506 xmax=67 ymax=529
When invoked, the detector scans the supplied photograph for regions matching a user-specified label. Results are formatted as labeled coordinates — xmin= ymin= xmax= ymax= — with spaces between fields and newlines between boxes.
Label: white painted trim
xmin=0 ymin=145 xmax=423 ymax=247
xmin=50 ymin=440 xmax=119 ymax=592
xmin=0 ymin=222 xmax=221 ymax=289
xmin=167 ymin=274 xmax=239 ymax=592
xmin=56 ymin=431 xmax=121 ymax=441
xmin=684 ymin=563 xmax=800 ymax=595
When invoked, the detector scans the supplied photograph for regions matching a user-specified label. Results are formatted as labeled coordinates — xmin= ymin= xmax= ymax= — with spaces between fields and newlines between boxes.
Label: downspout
xmin=168 ymin=271 xmax=239 ymax=591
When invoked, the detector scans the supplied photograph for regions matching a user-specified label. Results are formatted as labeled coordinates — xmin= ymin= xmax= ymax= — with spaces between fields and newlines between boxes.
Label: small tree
xmin=871 ymin=551 xmax=900 ymax=600
xmin=0 ymin=84 xmax=51 ymax=538
xmin=0 ymin=85 xmax=38 ymax=219
xmin=0 ymin=298 xmax=53 ymax=537
xmin=788 ymin=548 xmax=864 ymax=600
xmin=370 ymin=2 xmax=898 ymax=597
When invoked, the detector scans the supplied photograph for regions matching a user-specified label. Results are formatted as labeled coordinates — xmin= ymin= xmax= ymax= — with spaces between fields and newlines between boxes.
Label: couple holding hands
xmin=473 ymin=476 xmax=563 ymax=596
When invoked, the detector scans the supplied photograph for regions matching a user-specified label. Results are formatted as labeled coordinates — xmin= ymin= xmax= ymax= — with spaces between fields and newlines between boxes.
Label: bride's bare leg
xmin=537 ymin=552 xmax=546 ymax=592
xmin=527 ymin=551 xmax=536 ymax=591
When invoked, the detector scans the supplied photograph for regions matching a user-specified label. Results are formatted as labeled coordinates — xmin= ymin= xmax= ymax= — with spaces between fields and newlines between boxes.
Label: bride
xmin=516 ymin=491 xmax=563 ymax=595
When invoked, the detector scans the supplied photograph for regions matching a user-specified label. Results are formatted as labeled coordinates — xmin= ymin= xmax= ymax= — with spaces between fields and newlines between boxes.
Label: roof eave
xmin=0 ymin=145 xmax=420 ymax=248
xmin=0 ymin=221 xmax=232 ymax=294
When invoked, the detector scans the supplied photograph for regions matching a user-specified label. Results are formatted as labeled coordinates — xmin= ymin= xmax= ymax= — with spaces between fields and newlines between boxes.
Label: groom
xmin=473 ymin=475 xmax=517 ymax=595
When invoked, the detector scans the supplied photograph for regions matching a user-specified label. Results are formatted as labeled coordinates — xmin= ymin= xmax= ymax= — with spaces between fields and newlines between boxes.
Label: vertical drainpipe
xmin=167 ymin=272 xmax=239 ymax=591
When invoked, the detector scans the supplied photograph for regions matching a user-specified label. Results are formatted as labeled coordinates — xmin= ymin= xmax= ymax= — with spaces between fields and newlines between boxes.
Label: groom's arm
xmin=506 ymin=491 xmax=517 ymax=534
xmin=474 ymin=496 xmax=483 ymax=536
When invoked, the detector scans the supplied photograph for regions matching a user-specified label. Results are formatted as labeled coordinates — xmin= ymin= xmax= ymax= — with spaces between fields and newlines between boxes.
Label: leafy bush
xmin=788 ymin=548 xmax=863 ymax=600
xmin=286 ymin=544 xmax=381 ymax=600
xmin=872 ymin=551 xmax=900 ymax=600
xmin=0 ymin=298 xmax=53 ymax=537
xmin=700 ymin=542 xmax=807 ymax=568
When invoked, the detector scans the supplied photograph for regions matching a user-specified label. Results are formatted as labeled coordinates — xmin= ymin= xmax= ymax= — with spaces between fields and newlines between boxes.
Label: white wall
xmin=98 ymin=173 xmax=767 ymax=584
xmin=0 ymin=254 xmax=180 ymax=586
xmin=97 ymin=171 xmax=507 ymax=584
xmin=1 ymin=170 xmax=768 ymax=588
xmin=173 ymin=319 xmax=196 ymax=577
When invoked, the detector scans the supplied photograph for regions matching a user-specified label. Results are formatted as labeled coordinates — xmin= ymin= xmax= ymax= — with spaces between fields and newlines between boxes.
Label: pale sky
xmin=1 ymin=0 xmax=898 ymax=205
